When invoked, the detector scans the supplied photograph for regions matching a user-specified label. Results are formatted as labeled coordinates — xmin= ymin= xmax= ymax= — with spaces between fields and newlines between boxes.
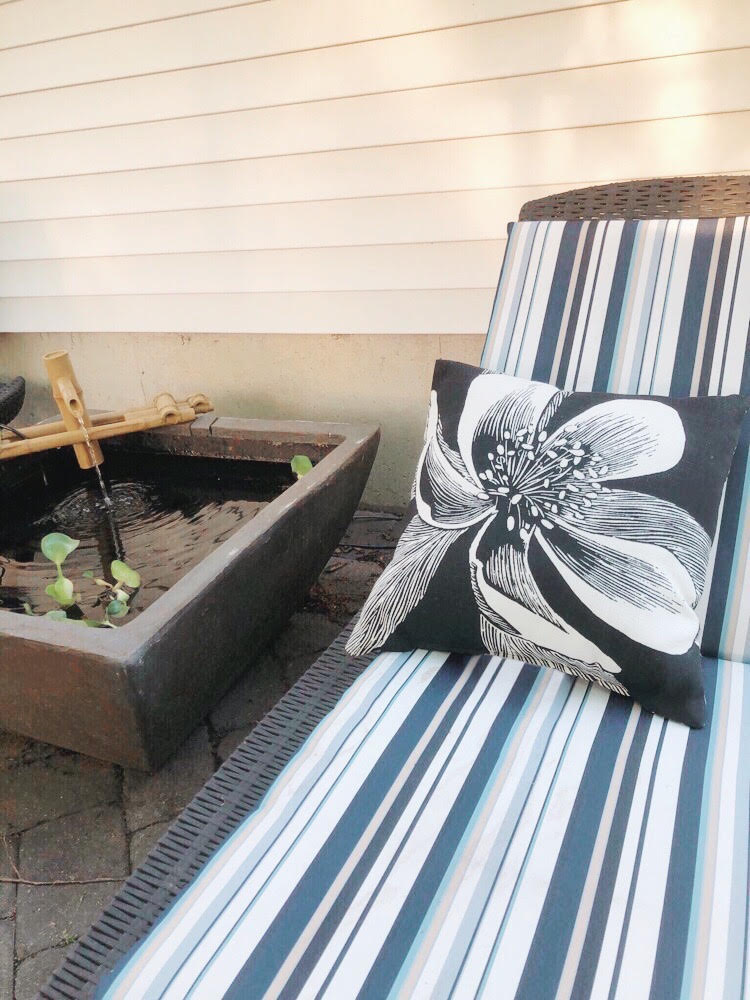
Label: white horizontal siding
xmin=0 ymin=242 xmax=504 ymax=294
xmin=0 ymin=0 xmax=607 ymax=53
xmin=0 ymin=0 xmax=748 ymax=334
xmin=4 ymin=49 xmax=749 ymax=180
xmin=0 ymin=290 xmax=493 ymax=333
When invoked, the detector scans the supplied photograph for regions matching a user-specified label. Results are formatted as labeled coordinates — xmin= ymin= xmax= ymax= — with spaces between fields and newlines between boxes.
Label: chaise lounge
xmin=42 ymin=174 xmax=750 ymax=999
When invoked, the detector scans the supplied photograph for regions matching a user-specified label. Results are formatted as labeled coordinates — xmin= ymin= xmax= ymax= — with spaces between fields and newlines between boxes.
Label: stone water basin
xmin=0 ymin=415 xmax=379 ymax=768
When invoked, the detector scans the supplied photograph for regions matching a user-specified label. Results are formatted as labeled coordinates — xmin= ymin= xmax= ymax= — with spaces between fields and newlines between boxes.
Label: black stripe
xmin=593 ymin=221 xmax=638 ymax=392
xmin=568 ymin=709 xmax=652 ymax=998
xmin=555 ymin=223 xmax=596 ymax=388
xmin=697 ymin=218 xmax=735 ymax=395
xmin=649 ymin=663 xmax=720 ymax=999
xmin=532 ymin=222 xmax=583 ymax=382
xmin=515 ymin=691 xmax=632 ymax=999
xmin=670 ymin=219 xmax=718 ymax=396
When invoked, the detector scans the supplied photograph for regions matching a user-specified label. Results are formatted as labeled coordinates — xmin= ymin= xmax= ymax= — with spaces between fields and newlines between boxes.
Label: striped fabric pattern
xmin=101 ymin=649 xmax=749 ymax=999
xmin=483 ymin=218 xmax=750 ymax=665
xmin=100 ymin=218 xmax=750 ymax=999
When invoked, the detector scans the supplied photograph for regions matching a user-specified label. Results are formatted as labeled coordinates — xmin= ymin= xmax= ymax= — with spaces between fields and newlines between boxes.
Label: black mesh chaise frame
xmin=42 ymin=174 xmax=750 ymax=999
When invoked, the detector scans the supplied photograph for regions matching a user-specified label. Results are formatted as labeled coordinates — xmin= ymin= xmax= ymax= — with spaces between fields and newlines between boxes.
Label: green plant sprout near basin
xmin=23 ymin=532 xmax=141 ymax=628
xmin=291 ymin=454 xmax=313 ymax=479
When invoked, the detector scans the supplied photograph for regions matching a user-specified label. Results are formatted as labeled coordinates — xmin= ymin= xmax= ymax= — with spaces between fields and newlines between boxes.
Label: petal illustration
xmin=469 ymin=520 xmax=622 ymax=675
xmin=543 ymin=398 xmax=685 ymax=481
xmin=536 ymin=522 xmax=700 ymax=654
xmin=346 ymin=515 xmax=468 ymax=656
xmin=416 ymin=391 xmax=494 ymax=529
xmin=554 ymin=487 xmax=710 ymax=597
xmin=479 ymin=538 xmax=564 ymax=628
xmin=457 ymin=373 xmax=563 ymax=485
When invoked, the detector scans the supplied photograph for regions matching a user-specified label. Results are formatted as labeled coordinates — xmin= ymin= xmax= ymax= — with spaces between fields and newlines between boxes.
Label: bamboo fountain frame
xmin=0 ymin=351 xmax=213 ymax=467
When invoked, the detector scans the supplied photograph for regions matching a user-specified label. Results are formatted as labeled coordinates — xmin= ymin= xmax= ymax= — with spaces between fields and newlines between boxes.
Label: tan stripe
xmin=262 ymin=655 xmax=486 ymax=999
xmin=690 ymin=218 xmax=725 ymax=396
xmin=395 ymin=671 xmax=559 ymax=998
xmin=554 ymin=702 xmax=641 ymax=1000
xmin=550 ymin=222 xmax=588 ymax=386
xmin=688 ymin=664 xmax=733 ymax=1000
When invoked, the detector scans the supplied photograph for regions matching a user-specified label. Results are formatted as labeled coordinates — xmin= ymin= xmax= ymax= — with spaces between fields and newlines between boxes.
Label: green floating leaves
xmin=291 ymin=454 xmax=313 ymax=480
xmin=44 ymin=609 xmax=68 ymax=621
xmin=106 ymin=599 xmax=129 ymax=620
xmin=82 ymin=570 xmax=94 ymax=579
xmin=111 ymin=560 xmax=141 ymax=589
xmin=45 ymin=576 xmax=75 ymax=608
xmin=41 ymin=532 xmax=80 ymax=568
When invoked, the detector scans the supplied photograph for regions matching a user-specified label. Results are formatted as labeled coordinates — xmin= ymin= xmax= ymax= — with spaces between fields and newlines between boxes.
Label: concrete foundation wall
xmin=0 ymin=332 xmax=484 ymax=508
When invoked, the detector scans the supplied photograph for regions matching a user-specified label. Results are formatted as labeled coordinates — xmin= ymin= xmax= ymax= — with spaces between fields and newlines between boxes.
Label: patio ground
xmin=0 ymin=510 xmax=399 ymax=1000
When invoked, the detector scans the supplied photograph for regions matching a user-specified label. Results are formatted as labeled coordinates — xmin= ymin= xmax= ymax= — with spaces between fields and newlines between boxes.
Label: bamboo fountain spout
xmin=0 ymin=350 xmax=214 ymax=466
xmin=43 ymin=350 xmax=104 ymax=469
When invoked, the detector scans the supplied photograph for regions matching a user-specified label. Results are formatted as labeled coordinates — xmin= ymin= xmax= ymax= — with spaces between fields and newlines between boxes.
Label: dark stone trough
xmin=0 ymin=415 xmax=379 ymax=769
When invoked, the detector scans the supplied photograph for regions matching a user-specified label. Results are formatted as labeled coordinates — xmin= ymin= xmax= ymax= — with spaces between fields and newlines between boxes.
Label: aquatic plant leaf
xmin=82 ymin=570 xmax=94 ymax=579
xmin=106 ymin=599 xmax=129 ymax=619
xmin=46 ymin=576 xmax=75 ymax=607
xmin=114 ymin=588 xmax=129 ymax=603
xmin=291 ymin=454 xmax=313 ymax=479
xmin=111 ymin=560 xmax=141 ymax=589
xmin=41 ymin=533 xmax=80 ymax=567
xmin=73 ymin=618 xmax=103 ymax=628
xmin=45 ymin=609 xmax=68 ymax=621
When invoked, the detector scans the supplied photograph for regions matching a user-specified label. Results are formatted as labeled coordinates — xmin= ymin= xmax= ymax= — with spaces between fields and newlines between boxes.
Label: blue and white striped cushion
xmin=100 ymin=650 xmax=749 ymax=999
xmin=98 ymin=218 xmax=750 ymax=1000
xmin=483 ymin=218 xmax=750 ymax=665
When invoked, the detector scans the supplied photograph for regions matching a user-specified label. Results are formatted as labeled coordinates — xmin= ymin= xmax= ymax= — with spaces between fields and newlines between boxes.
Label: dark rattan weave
xmin=43 ymin=175 xmax=750 ymax=999
xmin=520 ymin=174 xmax=750 ymax=221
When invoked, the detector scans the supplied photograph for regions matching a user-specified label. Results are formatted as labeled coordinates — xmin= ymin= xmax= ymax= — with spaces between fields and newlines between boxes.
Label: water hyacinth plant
xmin=291 ymin=454 xmax=313 ymax=479
xmin=24 ymin=532 xmax=141 ymax=627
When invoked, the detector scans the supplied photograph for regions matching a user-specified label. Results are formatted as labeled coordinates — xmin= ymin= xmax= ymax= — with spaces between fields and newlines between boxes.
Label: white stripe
xmin=616 ymin=222 xmax=658 ymax=392
xmin=718 ymin=219 xmax=750 ymax=395
xmin=573 ymin=220 xmax=625 ymax=391
xmin=613 ymin=720 xmax=689 ymax=1000
xmin=451 ymin=680 xmax=588 ymax=999
xmin=637 ymin=219 xmax=679 ymax=394
xmin=650 ymin=219 xmax=698 ymax=394
xmin=480 ymin=685 xmax=610 ymax=998
xmin=486 ymin=225 xmax=537 ymax=371
xmin=702 ymin=662 xmax=745 ymax=999
xmin=708 ymin=220 xmax=744 ymax=395
xmin=308 ymin=660 xmax=525 ymax=999
xmin=514 ymin=222 xmax=565 ymax=379
xmin=563 ymin=222 xmax=606 ymax=391
xmin=505 ymin=223 xmax=550 ymax=377
xmin=590 ymin=716 xmax=663 ymax=996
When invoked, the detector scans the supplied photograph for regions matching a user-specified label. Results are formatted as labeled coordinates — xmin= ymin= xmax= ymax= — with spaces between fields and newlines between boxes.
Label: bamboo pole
xmin=0 ymin=350 xmax=214 ymax=464
xmin=43 ymin=350 xmax=103 ymax=469
xmin=0 ymin=399 xmax=212 ymax=461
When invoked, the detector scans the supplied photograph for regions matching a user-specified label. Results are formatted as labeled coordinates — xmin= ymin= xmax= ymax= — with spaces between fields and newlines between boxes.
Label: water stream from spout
xmin=74 ymin=414 xmax=124 ymax=560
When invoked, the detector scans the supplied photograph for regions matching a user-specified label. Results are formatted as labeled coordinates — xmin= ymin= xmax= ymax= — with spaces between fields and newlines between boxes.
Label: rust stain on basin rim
xmin=0 ymin=415 xmax=379 ymax=770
